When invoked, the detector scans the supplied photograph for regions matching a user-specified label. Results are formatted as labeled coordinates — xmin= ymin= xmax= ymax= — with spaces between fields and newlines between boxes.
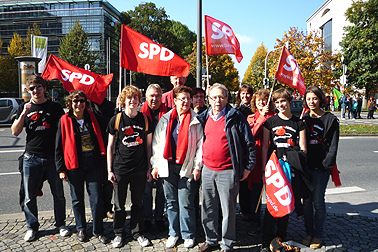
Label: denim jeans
xmin=113 ymin=171 xmax=146 ymax=239
xmin=348 ymin=109 xmax=354 ymax=119
xmin=341 ymin=104 xmax=346 ymax=119
xmin=201 ymin=166 xmax=239 ymax=251
xmin=66 ymin=156 xmax=104 ymax=236
xmin=143 ymin=178 xmax=165 ymax=222
xmin=303 ymin=169 xmax=330 ymax=239
xmin=162 ymin=163 xmax=198 ymax=239
xmin=23 ymin=153 xmax=66 ymax=231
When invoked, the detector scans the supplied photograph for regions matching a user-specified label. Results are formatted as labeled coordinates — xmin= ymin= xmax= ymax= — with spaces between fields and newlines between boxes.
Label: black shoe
xmin=156 ymin=220 xmax=166 ymax=232
xmin=144 ymin=220 xmax=152 ymax=233
xmin=97 ymin=235 xmax=109 ymax=244
xmin=77 ymin=230 xmax=86 ymax=242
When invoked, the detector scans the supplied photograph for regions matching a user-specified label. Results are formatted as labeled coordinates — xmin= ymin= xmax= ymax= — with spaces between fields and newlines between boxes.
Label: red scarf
xmin=61 ymin=110 xmax=106 ymax=170
xmin=140 ymin=101 xmax=167 ymax=121
xmin=163 ymin=108 xmax=191 ymax=164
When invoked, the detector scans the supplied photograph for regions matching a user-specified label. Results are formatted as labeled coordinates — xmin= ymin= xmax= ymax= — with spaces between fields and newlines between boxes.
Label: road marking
xmin=325 ymin=186 xmax=365 ymax=195
xmin=0 ymin=150 xmax=24 ymax=153
xmin=374 ymin=151 xmax=378 ymax=153
xmin=0 ymin=172 xmax=20 ymax=176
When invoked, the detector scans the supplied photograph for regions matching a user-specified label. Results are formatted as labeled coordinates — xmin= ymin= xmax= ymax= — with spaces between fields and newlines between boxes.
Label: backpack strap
xmin=114 ymin=112 xmax=122 ymax=131
xmin=142 ymin=113 xmax=149 ymax=132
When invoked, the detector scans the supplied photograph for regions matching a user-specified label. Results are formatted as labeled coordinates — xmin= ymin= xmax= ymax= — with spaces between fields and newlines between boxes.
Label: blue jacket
xmin=197 ymin=103 xmax=256 ymax=181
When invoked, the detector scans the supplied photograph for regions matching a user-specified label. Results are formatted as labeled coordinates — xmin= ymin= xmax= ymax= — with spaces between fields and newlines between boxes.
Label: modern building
xmin=0 ymin=0 xmax=121 ymax=100
xmin=306 ymin=0 xmax=353 ymax=52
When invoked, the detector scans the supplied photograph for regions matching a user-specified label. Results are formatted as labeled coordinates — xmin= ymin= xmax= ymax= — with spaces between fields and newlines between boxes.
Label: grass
xmin=340 ymin=124 xmax=378 ymax=135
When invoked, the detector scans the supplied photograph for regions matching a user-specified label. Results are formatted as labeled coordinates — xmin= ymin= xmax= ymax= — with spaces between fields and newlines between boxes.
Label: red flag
xmin=275 ymin=46 xmax=306 ymax=95
xmin=265 ymin=151 xmax=295 ymax=218
xmin=120 ymin=24 xmax=190 ymax=77
xmin=41 ymin=55 xmax=113 ymax=104
xmin=204 ymin=15 xmax=243 ymax=63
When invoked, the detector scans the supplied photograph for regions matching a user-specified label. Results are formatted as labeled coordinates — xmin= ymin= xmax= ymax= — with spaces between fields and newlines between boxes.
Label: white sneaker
xmin=59 ymin=226 xmax=70 ymax=237
xmin=184 ymin=238 xmax=195 ymax=248
xmin=24 ymin=230 xmax=37 ymax=242
xmin=137 ymin=235 xmax=151 ymax=247
xmin=112 ymin=236 xmax=123 ymax=248
xmin=166 ymin=236 xmax=179 ymax=248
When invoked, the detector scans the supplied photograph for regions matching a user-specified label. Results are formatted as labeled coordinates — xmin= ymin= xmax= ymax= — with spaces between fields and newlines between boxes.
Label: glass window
xmin=322 ymin=19 xmax=332 ymax=51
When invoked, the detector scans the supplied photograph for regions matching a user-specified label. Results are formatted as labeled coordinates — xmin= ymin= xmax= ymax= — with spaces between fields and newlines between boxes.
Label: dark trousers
xmin=262 ymin=209 xmax=289 ymax=247
xmin=238 ymin=180 xmax=251 ymax=215
xmin=113 ymin=171 xmax=146 ymax=239
xmin=368 ymin=109 xmax=374 ymax=119
xmin=250 ymin=183 xmax=263 ymax=224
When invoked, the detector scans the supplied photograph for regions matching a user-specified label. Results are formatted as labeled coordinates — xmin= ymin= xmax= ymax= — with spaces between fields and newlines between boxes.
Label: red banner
xmin=204 ymin=15 xmax=243 ymax=63
xmin=120 ymin=24 xmax=190 ymax=77
xmin=41 ymin=55 xmax=113 ymax=104
xmin=264 ymin=151 xmax=295 ymax=218
xmin=275 ymin=46 xmax=306 ymax=95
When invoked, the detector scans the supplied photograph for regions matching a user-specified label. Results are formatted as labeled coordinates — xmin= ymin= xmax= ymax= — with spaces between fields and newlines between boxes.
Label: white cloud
xmin=235 ymin=33 xmax=255 ymax=44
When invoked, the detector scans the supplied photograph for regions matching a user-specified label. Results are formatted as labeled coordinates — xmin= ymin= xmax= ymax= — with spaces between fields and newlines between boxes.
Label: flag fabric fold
xmin=41 ymin=55 xmax=113 ymax=104
xmin=275 ymin=46 xmax=306 ymax=95
xmin=264 ymin=151 xmax=295 ymax=218
xmin=204 ymin=15 xmax=243 ymax=63
xmin=120 ymin=24 xmax=190 ymax=77
xmin=333 ymin=88 xmax=343 ymax=108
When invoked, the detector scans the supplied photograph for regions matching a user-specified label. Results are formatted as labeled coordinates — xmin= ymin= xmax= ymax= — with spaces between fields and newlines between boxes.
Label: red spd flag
xmin=264 ymin=151 xmax=295 ymax=218
xmin=204 ymin=15 xmax=243 ymax=63
xmin=121 ymin=24 xmax=190 ymax=77
xmin=275 ymin=46 xmax=306 ymax=95
xmin=41 ymin=55 xmax=113 ymax=104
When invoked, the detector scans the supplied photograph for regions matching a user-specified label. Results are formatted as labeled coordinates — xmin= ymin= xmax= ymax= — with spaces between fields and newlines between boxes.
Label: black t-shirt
xmin=304 ymin=116 xmax=327 ymax=170
xmin=149 ymin=107 xmax=160 ymax=133
xmin=107 ymin=112 xmax=153 ymax=175
xmin=263 ymin=114 xmax=305 ymax=160
xmin=16 ymin=100 xmax=64 ymax=156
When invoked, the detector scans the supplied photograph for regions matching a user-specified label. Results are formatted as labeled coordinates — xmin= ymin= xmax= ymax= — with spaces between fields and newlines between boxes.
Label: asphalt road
xmin=0 ymin=124 xmax=377 ymax=220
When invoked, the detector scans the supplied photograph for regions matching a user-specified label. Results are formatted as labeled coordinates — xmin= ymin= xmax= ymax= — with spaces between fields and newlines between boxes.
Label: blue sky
xmin=109 ymin=0 xmax=327 ymax=80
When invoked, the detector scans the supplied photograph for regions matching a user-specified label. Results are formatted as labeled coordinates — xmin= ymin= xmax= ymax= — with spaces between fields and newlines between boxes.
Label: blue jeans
xmin=143 ymin=178 xmax=165 ymax=222
xmin=303 ymin=169 xmax=330 ymax=239
xmin=348 ymin=109 xmax=354 ymax=119
xmin=201 ymin=166 xmax=239 ymax=251
xmin=23 ymin=153 xmax=66 ymax=231
xmin=341 ymin=105 xmax=346 ymax=119
xmin=66 ymin=157 xmax=104 ymax=236
xmin=162 ymin=163 xmax=198 ymax=239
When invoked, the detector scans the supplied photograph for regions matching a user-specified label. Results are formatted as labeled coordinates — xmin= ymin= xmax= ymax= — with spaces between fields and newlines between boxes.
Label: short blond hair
xmin=119 ymin=85 xmax=142 ymax=108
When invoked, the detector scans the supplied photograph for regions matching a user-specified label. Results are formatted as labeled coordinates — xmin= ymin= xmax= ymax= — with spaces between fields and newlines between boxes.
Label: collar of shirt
xmin=209 ymin=107 xmax=226 ymax=121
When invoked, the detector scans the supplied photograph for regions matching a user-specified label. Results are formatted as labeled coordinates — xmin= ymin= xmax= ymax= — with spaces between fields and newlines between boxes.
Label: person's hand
xmin=108 ymin=171 xmax=117 ymax=184
xmin=261 ymin=105 xmax=269 ymax=117
xmin=240 ymin=170 xmax=250 ymax=181
xmin=22 ymin=100 xmax=32 ymax=116
xmin=192 ymin=169 xmax=201 ymax=181
xmin=146 ymin=169 xmax=153 ymax=182
xmin=59 ymin=171 xmax=68 ymax=182
xmin=151 ymin=167 xmax=159 ymax=180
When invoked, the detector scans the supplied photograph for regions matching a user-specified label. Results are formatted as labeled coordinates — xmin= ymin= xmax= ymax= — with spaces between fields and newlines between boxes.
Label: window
xmin=321 ymin=19 xmax=332 ymax=51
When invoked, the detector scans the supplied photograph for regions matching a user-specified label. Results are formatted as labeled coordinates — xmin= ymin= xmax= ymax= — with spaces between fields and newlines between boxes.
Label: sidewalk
xmin=1 ymin=205 xmax=377 ymax=251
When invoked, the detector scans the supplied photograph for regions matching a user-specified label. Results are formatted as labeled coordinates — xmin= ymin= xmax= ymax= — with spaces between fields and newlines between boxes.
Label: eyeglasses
xmin=193 ymin=95 xmax=205 ymax=99
xmin=29 ymin=85 xmax=43 ymax=91
xmin=73 ymin=99 xmax=86 ymax=104
xmin=175 ymin=97 xmax=191 ymax=102
xmin=209 ymin=95 xmax=225 ymax=101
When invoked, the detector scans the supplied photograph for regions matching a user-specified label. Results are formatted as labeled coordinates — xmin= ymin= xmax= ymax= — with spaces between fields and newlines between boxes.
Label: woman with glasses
xmin=55 ymin=90 xmax=108 ymax=244
xmin=150 ymin=86 xmax=203 ymax=249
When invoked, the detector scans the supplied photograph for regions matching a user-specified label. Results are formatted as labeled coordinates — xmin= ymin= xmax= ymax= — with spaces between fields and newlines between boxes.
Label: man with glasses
xmin=11 ymin=75 xmax=68 ymax=242
xmin=197 ymin=83 xmax=256 ymax=252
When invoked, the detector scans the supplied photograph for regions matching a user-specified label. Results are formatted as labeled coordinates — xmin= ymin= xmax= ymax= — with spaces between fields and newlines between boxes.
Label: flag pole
xmin=268 ymin=78 xmax=277 ymax=102
xmin=255 ymin=184 xmax=265 ymax=213
xmin=206 ymin=54 xmax=209 ymax=90
xmin=119 ymin=41 xmax=122 ymax=94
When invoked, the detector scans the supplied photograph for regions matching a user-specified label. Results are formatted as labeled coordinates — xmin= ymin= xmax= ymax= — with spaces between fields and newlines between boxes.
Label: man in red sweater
xmin=162 ymin=76 xmax=187 ymax=108
xmin=197 ymin=83 xmax=256 ymax=252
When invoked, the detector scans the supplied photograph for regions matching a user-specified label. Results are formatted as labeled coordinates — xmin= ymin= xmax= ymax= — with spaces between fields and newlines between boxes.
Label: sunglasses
xmin=73 ymin=99 xmax=86 ymax=104
xmin=29 ymin=85 xmax=43 ymax=91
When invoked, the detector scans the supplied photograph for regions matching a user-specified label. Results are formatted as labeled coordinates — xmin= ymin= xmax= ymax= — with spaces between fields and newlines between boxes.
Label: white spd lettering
xmin=283 ymin=55 xmax=299 ymax=74
xmin=265 ymin=159 xmax=292 ymax=206
xmin=274 ymin=185 xmax=292 ymax=206
xmin=138 ymin=42 xmax=174 ymax=61
xmin=61 ymin=70 xmax=95 ymax=85
xmin=211 ymin=22 xmax=235 ymax=44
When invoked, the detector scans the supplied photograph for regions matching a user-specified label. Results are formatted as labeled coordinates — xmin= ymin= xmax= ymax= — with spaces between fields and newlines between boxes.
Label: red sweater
xmin=202 ymin=116 xmax=232 ymax=171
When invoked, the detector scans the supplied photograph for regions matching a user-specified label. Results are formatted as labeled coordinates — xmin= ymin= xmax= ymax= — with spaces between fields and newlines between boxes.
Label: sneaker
xmin=24 ymin=230 xmax=37 ymax=242
xmin=184 ymin=238 xmax=195 ymax=248
xmin=137 ymin=235 xmax=151 ymax=247
xmin=59 ymin=226 xmax=70 ymax=237
xmin=113 ymin=235 xmax=123 ymax=248
xmin=166 ymin=236 xmax=179 ymax=248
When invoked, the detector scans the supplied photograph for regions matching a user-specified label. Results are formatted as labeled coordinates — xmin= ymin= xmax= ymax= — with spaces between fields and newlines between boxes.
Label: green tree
xmin=58 ymin=20 xmax=96 ymax=70
xmin=168 ymin=20 xmax=196 ymax=57
xmin=186 ymin=40 xmax=240 ymax=92
xmin=340 ymin=0 xmax=378 ymax=98
xmin=24 ymin=23 xmax=42 ymax=56
xmin=243 ymin=42 xmax=268 ymax=89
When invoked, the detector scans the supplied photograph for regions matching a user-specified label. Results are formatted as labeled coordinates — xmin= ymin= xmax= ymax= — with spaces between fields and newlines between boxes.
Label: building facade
xmin=0 ymin=0 xmax=121 ymax=100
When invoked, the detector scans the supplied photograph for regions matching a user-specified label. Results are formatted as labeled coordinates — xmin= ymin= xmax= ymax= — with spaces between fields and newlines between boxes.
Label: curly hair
xmin=303 ymin=86 xmax=327 ymax=109
xmin=66 ymin=90 xmax=91 ymax=110
xmin=119 ymin=85 xmax=143 ymax=108
xmin=251 ymin=89 xmax=275 ymax=113
xmin=235 ymin=84 xmax=253 ymax=106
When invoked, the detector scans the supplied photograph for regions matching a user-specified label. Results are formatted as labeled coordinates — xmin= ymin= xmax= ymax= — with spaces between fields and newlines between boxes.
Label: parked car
xmin=0 ymin=98 xmax=24 ymax=123
xmin=274 ymin=99 xmax=304 ymax=117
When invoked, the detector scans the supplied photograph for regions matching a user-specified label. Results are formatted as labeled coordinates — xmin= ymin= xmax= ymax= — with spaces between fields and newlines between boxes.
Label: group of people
xmin=340 ymin=93 xmax=364 ymax=120
xmin=12 ymin=74 xmax=339 ymax=252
